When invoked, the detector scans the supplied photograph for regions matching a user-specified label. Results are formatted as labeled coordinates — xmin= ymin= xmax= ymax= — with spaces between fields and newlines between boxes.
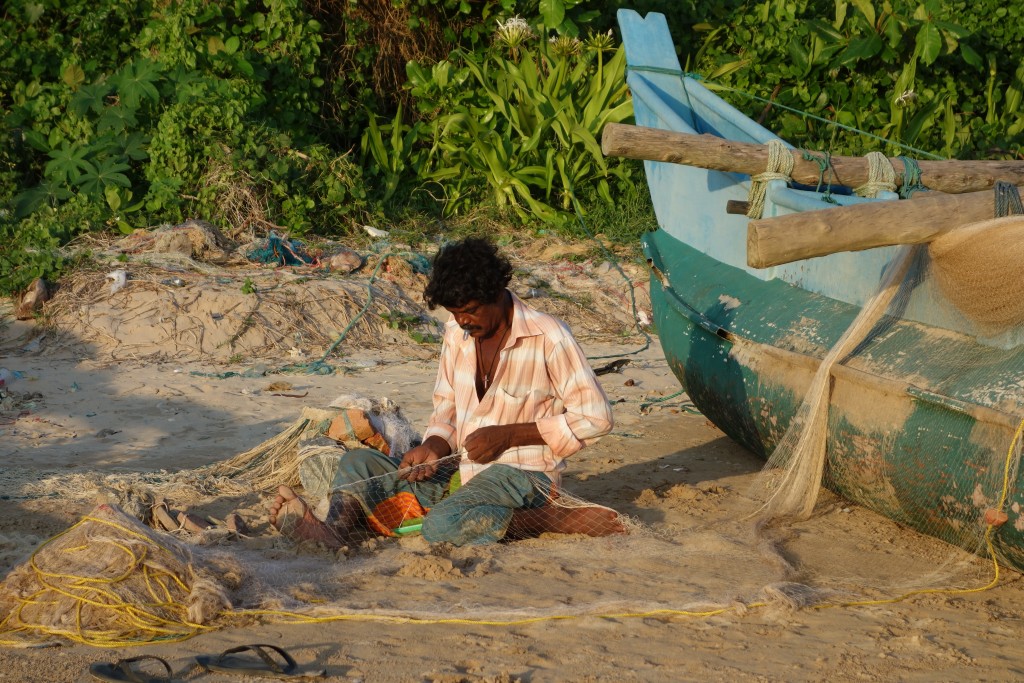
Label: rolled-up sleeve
xmin=535 ymin=336 xmax=613 ymax=457
xmin=421 ymin=334 xmax=459 ymax=451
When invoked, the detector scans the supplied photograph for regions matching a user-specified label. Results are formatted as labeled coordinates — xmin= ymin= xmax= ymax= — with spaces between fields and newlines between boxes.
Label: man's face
xmin=445 ymin=298 xmax=505 ymax=340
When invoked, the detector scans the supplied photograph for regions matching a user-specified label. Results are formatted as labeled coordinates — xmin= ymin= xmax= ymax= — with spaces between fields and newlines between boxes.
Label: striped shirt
xmin=422 ymin=291 xmax=613 ymax=484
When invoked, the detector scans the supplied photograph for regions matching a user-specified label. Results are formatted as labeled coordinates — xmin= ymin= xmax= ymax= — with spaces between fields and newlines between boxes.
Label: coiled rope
xmin=853 ymin=151 xmax=897 ymax=198
xmin=746 ymin=139 xmax=794 ymax=219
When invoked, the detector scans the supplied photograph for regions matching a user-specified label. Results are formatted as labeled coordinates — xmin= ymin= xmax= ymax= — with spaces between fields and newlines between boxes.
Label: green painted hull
xmin=644 ymin=229 xmax=1024 ymax=569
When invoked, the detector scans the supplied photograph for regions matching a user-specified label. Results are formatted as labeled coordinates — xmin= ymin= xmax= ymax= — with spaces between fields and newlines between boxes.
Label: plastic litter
xmin=0 ymin=368 xmax=23 ymax=388
xmin=106 ymin=269 xmax=128 ymax=294
xmin=362 ymin=225 xmax=390 ymax=239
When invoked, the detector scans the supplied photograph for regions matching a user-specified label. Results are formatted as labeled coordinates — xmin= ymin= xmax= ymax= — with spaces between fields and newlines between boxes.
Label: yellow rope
xmin=229 ymin=416 xmax=1024 ymax=629
xmin=0 ymin=515 xmax=215 ymax=647
xmin=3 ymin=417 xmax=1022 ymax=647
xmin=746 ymin=139 xmax=794 ymax=219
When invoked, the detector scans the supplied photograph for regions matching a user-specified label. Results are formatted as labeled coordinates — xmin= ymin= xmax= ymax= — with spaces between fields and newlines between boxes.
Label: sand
xmin=2 ymin=243 xmax=1024 ymax=682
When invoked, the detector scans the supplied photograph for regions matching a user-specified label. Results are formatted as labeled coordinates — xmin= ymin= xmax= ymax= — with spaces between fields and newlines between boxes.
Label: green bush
xmin=0 ymin=0 xmax=369 ymax=293
xmin=406 ymin=21 xmax=636 ymax=226
xmin=689 ymin=0 xmax=1023 ymax=159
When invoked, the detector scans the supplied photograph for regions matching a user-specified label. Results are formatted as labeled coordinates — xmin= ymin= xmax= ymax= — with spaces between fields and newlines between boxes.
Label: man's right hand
xmin=398 ymin=437 xmax=451 ymax=482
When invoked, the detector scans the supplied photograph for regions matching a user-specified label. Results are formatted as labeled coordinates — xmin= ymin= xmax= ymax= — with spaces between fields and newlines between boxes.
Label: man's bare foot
xmin=269 ymin=485 xmax=345 ymax=549
xmin=509 ymin=504 xmax=627 ymax=540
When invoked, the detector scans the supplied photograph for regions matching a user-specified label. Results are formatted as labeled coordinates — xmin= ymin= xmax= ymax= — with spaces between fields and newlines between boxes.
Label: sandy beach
xmin=2 ymin=242 xmax=1024 ymax=682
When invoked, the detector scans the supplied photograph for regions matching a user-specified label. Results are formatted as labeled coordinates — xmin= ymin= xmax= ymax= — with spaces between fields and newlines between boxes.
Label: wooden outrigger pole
xmin=601 ymin=123 xmax=1024 ymax=268
xmin=601 ymin=123 xmax=1024 ymax=194
xmin=746 ymin=186 xmax=1022 ymax=267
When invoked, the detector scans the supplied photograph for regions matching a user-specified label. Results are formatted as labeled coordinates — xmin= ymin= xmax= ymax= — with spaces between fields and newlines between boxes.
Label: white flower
xmin=894 ymin=89 xmax=917 ymax=108
xmin=495 ymin=16 xmax=535 ymax=54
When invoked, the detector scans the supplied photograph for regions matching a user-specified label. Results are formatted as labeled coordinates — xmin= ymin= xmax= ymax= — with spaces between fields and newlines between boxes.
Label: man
xmin=270 ymin=237 xmax=624 ymax=546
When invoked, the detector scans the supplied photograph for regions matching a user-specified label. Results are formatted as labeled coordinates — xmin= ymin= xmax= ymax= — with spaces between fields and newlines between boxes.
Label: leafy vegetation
xmin=1 ymin=0 xmax=1022 ymax=298
xmin=685 ymin=0 xmax=1024 ymax=159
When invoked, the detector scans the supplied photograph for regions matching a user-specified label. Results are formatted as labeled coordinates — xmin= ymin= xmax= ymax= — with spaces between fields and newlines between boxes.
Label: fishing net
xmin=928 ymin=216 xmax=1024 ymax=335
xmin=749 ymin=210 xmax=1024 ymax=595
xmin=9 ymin=202 xmax=1024 ymax=647
xmin=756 ymin=245 xmax=921 ymax=521
xmin=0 ymin=503 xmax=235 ymax=646
xmin=0 ymin=385 xmax=815 ymax=647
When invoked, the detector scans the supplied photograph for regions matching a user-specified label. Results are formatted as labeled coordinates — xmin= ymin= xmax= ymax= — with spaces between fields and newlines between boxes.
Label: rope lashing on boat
xmin=853 ymin=151 xmax=897 ymax=198
xmin=994 ymin=180 xmax=1024 ymax=217
xmin=896 ymin=156 xmax=927 ymax=198
xmin=800 ymin=150 xmax=838 ymax=205
xmin=746 ymin=139 xmax=794 ymax=219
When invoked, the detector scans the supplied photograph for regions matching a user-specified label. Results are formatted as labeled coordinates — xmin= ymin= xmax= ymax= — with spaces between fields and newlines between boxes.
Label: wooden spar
xmin=746 ymin=184 xmax=1023 ymax=268
xmin=601 ymin=123 xmax=1024 ymax=194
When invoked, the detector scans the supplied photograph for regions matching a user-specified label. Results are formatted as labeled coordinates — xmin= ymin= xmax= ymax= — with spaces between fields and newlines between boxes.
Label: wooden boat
xmin=612 ymin=9 xmax=1024 ymax=569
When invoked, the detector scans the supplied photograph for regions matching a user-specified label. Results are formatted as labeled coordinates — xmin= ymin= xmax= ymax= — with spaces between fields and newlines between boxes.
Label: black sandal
xmin=89 ymin=655 xmax=174 ymax=683
xmin=195 ymin=644 xmax=325 ymax=679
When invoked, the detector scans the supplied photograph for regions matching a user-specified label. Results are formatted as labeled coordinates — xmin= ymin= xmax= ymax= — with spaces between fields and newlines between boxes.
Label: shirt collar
xmin=449 ymin=290 xmax=543 ymax=349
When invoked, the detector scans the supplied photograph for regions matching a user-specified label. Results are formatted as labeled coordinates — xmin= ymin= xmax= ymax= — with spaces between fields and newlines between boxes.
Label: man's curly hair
xmin=423 ymin=237 xmax=513 ymax=309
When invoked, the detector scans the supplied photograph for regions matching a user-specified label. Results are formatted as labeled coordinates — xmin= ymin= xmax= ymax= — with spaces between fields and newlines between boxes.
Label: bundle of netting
xmin=0 ymin=504 xmax=236 ymax=647
xmin=928 ymin=215 xmax=1024 ymax=336
xmin=755 ymin=245 xmax=921 ymax=522
xmin=204 ymin=396 xmax=421 ymax=493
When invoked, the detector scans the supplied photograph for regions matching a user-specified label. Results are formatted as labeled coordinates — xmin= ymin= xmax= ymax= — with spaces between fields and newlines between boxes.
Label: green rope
xmin=190 ymin=250 xmax=426 ymax=380
xmin=713 ymin=84 xmax=945 ymax=160
xmin=626 ymin=65 xmax=704 ymax=80
xmin=994 ymin=181 xmax=1024 ymax=217
xmin=800 ymin=150 xmax=838 ymax=205
xmin=639 ymin=389 xmax=701 ymax=414
xmin=282 ymin=249 xmax=406 ymax=375
xmin=896 ymin=156 xmax=927 ymax=198
xmin=563 ymin=183 xmax=653 ymax=362
xmin=631 ymin=62 xmax=944 ymax=159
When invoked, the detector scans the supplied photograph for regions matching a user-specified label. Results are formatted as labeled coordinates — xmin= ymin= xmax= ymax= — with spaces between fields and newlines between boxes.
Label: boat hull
xmin=644 ymin=228 xmax=1024 ymax=568
xmin=619 ymin=9 xmax=1024 ymax=569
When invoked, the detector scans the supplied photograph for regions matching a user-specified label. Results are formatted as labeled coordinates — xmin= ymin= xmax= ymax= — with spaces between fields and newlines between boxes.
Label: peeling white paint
xmin=718 ymin=294 xmax=741 ymax=310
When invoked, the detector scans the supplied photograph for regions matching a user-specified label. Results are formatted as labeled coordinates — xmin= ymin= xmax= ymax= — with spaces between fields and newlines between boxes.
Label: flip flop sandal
xmin=195 ymin=644 xmax=325 ymax=679
xmin=89 ymin=655 xmax=174 ymax=683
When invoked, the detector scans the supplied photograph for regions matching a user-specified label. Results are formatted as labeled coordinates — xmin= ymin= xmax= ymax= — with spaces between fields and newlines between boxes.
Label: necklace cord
xmin=476 ymin=324 xmax=510 ymax=389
